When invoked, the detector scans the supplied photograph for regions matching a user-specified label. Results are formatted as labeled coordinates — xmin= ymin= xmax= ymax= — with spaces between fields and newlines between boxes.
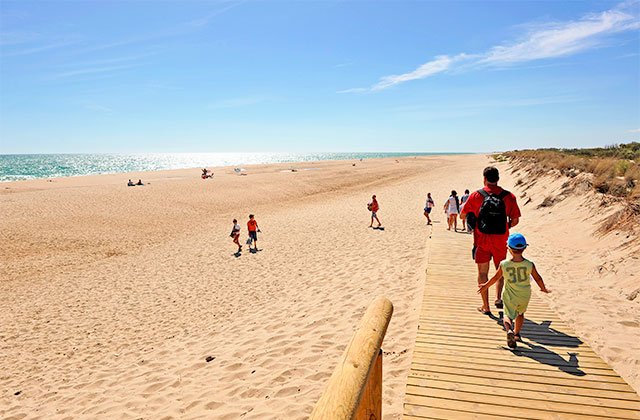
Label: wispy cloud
xmin=371 ymin=54 xmax=469 ymax=91
xmin=343 ymin=2 xmax=639 ymax=92
xmin=187 ymin=1 xmax=246 ymax=27
xmin=0 ymin=31 xmax=40 ymax=46
xmin=481 ymin=9 xmax=639 ymax=64
xmin=49 ymin=64 xmax=139 ymax=80
xmin=628 ymin=128 xmax=640 ymax=133
xmin=1 ymin=39 xmax=80 ymax=57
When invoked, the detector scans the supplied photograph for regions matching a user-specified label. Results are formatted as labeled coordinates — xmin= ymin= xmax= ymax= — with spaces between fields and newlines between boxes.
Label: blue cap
xmin=507 ymin=233 xmax=528 ymax=250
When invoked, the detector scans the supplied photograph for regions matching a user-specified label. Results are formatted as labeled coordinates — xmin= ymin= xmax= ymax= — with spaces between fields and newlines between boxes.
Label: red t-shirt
xmin=371 ymin=199 xmax=379 ymax=212
xmin=247 ymin=219 xmax=258 ymax=232
xmin=464 ymin=185 xmax=521 ymax=249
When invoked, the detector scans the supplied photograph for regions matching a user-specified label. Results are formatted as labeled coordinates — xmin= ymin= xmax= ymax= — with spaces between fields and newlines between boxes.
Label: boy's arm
xmin=531 ymin=263 xmax=550 ymax=293
xmin=478 ymin=267 xmax=503 ymax=294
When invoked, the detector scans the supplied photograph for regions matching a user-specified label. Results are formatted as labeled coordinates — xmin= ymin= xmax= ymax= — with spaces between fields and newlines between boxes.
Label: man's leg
xmin=477 ymin=262 xmax=490 ymax=312
xmin=375 ymin=215 xmax=381 ymax=227
xmin=492 ymin=248 xmax=506 ymax=304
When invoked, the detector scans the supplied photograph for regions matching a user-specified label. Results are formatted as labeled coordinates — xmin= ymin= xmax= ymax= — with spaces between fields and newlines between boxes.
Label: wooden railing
xmin=310 ymin=296 xmax=394 ymax=420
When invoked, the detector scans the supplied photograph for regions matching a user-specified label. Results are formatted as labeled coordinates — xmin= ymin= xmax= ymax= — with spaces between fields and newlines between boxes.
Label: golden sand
xmin=1 ymin=154 xmax=638 ymax=419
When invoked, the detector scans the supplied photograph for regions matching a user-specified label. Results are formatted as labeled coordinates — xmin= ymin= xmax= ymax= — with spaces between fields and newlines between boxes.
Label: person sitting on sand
xmin=460 ymin=166 xmax=521 ymax=314
xmin=478 ymin=233 xmax=550 ymax=349
xmin=136 ymin=179 xmax=144 ymax=186
xmin=443 ymin=190 xmax=459 ymax=231
xmin=423 ymin=192 xmax=434 ymax=225
xmin=247 ymin=214 xmax=260 ymax=252
xmin=202 ymin=168 xmax=213 ymax=179
xmin=230 ymin=219 xmax=241 ymax=253
xmin=368 ymin=195 xmax=381 ymax=228
xmin=127 ymin=179 xmax=135 ymax=186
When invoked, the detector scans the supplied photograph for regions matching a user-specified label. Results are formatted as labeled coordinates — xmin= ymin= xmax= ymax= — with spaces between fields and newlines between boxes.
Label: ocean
xmin=0 ymin=152 xmax=459 ymax=182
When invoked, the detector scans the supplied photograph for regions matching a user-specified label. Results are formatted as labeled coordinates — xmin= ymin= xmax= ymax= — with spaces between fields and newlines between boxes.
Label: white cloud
xmin=344 ymin=2 xmax=639 ymax=92
xmin=482 ymin=10 xmax=639 ymax=64
xmin=371 ymin=54 xmax=467 ymax=91
xmin=628 ymin=128 xmax=640 ymax=133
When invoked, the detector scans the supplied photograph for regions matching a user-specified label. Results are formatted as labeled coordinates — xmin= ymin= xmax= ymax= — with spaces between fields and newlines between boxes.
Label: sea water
xmin=0 ymin=152 xmax=459 ymax=182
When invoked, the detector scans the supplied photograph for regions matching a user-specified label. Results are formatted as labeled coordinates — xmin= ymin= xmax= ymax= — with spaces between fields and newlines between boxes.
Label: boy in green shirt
xmin=478 ymin=233 xmax=550 ymax=349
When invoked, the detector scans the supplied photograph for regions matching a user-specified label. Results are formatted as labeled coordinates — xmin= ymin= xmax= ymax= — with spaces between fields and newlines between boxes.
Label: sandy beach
xmin=1 ymin=154 xmax=639 ymax=419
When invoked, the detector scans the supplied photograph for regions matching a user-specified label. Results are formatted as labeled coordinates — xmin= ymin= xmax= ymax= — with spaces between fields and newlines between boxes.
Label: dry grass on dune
xmin=495 ymin=142 xmax=640 ymax=199
xmin=495 ymin=143 xmax=640 ymax=234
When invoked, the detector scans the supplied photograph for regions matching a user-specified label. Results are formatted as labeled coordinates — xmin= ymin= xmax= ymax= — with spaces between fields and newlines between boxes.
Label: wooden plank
xmin=405 ymin=394 xmax=635 ymax=420
xmin=406 ymin=376 xmax=640 ymax=412
xmin=406 ymin=385 xmax=640 ymax=419
xmin=408 ymin=369 xmax=640 ymax=401
xmin=410 ymin=352 xmax=620 ymax=377
xmin=409 ymin=363 xmax=633 ymax=392
xmin=405 ymin=404 xmax=522 ymax=420
xmin=404 ymin=227 xmax=640 ymax=419
xmin=413 ymin=334 xmax=600 ymax=357
xmin=411 ymin=346 xmax=611 ymax=369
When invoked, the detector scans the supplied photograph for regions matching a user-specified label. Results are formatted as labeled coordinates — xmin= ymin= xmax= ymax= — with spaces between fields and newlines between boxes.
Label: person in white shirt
xmin=443 ymin=190 xmax=460 ymax=231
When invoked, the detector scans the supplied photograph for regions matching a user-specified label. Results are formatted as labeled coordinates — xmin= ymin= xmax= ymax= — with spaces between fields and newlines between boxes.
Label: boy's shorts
xmin=474 ymin=244 xmax=507 ymax=268
xmin=503 ymin=294 xmax=530 ymax=321
xmin=249 ymin=231 xmax=257 ymax=241
xmin=424 ymin=207 xmax=432 ymax=213
xmin=371 ymin=211 xmax=377 ymax=217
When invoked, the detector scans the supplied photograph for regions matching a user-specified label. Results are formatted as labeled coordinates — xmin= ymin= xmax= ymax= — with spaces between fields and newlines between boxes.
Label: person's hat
xmin=507 ymin=233 xmax=528 ymax=250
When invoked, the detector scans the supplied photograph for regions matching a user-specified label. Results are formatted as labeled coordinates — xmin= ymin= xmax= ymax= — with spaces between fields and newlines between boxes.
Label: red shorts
xmin=474 ymin=243 xmax=507 ymax=268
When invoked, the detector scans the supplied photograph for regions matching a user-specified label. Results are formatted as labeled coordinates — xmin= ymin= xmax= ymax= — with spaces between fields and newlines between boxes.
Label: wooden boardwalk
xmin=403 ymin=226 xmax=640 ymax=420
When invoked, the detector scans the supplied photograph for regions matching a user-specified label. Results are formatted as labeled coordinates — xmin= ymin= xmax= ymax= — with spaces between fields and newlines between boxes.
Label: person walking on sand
xmin=424 ymin=193 xmax=434 ymax=225
xmin=247 ymin=214 xmax=261 ymax=252
xmin=478 ymin=233 xmax=550 ymax=349
xmin=460 ymin=189 xmax=470 ymax=231
xmin=460 ymin=166 xmax=521 ymax=314
xmin=230 ymin=219 xmax=241 ymax=253
xmin=368 ymin=195 xmax=381 ymax=228
xmin=443 ymin=190 xmax=460 ymax=231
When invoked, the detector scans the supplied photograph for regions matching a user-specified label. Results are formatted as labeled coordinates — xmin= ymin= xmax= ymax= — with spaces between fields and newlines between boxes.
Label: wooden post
xmin=354 ymin=349 xmax=382 ymax=420
xmin=310 ymin=296 xmax=393 ymax=420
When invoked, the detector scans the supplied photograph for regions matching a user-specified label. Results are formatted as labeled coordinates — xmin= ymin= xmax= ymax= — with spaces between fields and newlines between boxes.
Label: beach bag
xmin=477 ymin=189 xmax=509 ymax=234
xmin=246 ymin=237 xmax=253 ymax=245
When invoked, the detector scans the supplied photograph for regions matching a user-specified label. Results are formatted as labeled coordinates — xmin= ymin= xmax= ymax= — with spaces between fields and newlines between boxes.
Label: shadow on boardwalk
xmin=487 ymin=313 xmax=586 ymax=376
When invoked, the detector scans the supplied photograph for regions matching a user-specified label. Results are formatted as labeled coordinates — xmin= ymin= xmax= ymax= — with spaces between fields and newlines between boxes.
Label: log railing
xmin=310 ymin=296 xmax=394 ymax=420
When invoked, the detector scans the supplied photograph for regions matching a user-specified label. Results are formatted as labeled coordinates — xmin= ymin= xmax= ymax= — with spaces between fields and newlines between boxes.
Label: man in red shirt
xmin=460 ymin=166 xmax=521 ymax=314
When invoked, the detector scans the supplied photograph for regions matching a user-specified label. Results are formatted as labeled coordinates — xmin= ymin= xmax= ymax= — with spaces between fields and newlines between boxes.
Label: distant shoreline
xmin=0 ymin=152 xmax=474 ymax=183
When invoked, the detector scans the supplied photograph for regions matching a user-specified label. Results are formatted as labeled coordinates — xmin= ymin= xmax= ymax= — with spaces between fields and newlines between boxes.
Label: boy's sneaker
xmin=507 ymin=330 xmax=517 ymax=349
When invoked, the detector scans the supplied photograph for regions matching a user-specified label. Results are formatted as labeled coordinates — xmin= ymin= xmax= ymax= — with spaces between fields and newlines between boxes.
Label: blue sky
xmin=0 ymin=0 xmax=639 ymax=153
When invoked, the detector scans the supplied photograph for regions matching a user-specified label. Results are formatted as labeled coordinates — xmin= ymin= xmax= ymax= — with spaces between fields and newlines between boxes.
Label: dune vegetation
xmin=495 ymin=142 xmax=640 ymax=199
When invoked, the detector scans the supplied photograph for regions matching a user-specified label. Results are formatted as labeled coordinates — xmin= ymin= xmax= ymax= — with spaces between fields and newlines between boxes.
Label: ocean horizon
xmin=0 ymin=152 xmax=470 ymax=182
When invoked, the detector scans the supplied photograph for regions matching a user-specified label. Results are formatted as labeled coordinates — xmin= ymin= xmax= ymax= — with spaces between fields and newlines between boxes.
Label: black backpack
xmin=477 ymin=189 xmax=509 ymax=234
